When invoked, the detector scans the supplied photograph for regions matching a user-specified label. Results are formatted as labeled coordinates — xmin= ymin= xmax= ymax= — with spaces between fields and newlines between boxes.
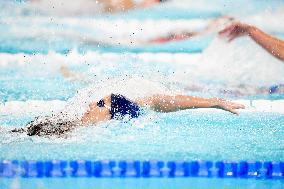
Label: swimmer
xmin=103 ymin=0 xmax=168 ymax=13
xmin=182 ymin=83 xmax=284 ymax=97
xmin=72 ymin=16 xmax=233 ymax=47
xmin=11 ymin=93 xmax=244 ymax=136
xmin=149 ymin=16 xmax=234 ymax=44
xmin=219 ymin=22 xmax=284 ymax=61
xmin=217 ymin=84 xmax=284 ymax=96
xmin=28 ymin=0 xmax=167 ymax=15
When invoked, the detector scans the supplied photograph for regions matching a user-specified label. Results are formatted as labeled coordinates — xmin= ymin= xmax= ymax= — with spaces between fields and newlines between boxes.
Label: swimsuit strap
xmin=110 ymin=94 xmax=141 ymax=119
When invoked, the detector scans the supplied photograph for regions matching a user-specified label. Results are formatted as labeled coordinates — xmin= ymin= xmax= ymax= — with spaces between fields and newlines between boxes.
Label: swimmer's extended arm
xmin=219 ymin=22 xmax=284 ymax=61
xmin=137 ymin=95 xmax=245 ymax=115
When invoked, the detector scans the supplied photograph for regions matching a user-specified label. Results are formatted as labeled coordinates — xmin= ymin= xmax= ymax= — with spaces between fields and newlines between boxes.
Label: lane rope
xmin=0 ymin=160 xmax=283 ymax=179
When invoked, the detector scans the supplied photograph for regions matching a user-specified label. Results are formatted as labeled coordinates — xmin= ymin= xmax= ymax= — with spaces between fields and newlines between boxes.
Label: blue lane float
xmin=0 ymin=160 xmax=283 ymax=179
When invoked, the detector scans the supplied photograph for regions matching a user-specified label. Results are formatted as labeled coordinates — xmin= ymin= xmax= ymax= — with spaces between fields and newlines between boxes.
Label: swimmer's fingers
xmin=218 ymin=100 xmax=245 ymax=115
xmin=222 ymin=28 xmax=241 ymax=42
xmin=227 ymin=102 xmax=245 ymax=109
xmin=219 ymin=26 xmax=240 ymax=42
xmin=227 ymin=108 xmax=239 ymax=115
xmin=220 ymin=105 xmax=240 ymax=115
xmin=218 ymin=23 xmax=240 ymax=36
xmin=215 ymin=98 xmax=245 ymax=109
xmin=219 ymin=22 xmax=251 ymax=42
xmin=218 ymin=24 xmax=235 ymax=36
xmin=228 ymin=34 xmax=238 ymax=42
xmin=224 ymin=103 xmax=245 ymax=112
xmin=227 ymin=31 xmax=246 ymax=42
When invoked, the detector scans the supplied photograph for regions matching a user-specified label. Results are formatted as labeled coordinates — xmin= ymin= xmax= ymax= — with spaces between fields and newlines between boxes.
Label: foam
xmin=0 ymin=50 xmax=283 ymax=105
xmin=0 ymin=52 xmax=201 ymax=67
xmin=245 ymin=9 xmax=284 ymax=33
xmin=0 ymin=49 xmax=283 ymax=96
xmin=0 ymin=100 xmax=66 ymax=116
xmin=199 ymin=37 xmax=284 ymax=86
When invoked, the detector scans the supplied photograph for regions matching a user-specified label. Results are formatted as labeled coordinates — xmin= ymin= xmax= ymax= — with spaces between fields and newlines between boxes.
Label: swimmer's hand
xmin=219 ymin=22 xmax=252 ymax=42
xmin=212 ymin=98 xmax=245 ymax=115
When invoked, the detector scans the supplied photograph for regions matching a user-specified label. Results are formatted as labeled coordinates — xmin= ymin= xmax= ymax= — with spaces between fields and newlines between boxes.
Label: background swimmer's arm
xmin=219 ymin=22 xmax=284 ymax=61
xmin=248 ymin=27 xmax=284 ymax=61
xmin=136 ymin=95 xmax=244 ymax=115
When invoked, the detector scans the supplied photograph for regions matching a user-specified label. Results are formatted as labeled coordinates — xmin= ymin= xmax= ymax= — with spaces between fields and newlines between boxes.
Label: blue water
xmin=1 ymin=111 xmax=283 ymax=161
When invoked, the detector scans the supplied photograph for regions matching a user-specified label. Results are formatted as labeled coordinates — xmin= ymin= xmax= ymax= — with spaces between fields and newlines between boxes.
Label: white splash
xmin=198 ymin=37 xmax=284 ymax=87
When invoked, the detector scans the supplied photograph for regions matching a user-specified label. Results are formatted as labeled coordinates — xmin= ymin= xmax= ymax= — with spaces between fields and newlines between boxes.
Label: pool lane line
xmin=0 ymin=160 xmax=283 ymax=179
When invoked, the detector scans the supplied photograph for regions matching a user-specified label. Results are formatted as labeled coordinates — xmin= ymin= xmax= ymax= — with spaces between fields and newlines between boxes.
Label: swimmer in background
xmin=102 ymin=0 xmax=168 ymax=13
xmin=219 ymin=22 xmax=284 ymax=62
xmin=218 ymin=22 xmax=284 ymax=95
xmin=11 ymin=93 xmax=244 ymax=136
xmin=28 ymin=0 xmax=167 ymax=15
xmin=149 ymin=16 xmax=234 ymax=44
xmin=79 ymin=16 xmax=234 ymax=47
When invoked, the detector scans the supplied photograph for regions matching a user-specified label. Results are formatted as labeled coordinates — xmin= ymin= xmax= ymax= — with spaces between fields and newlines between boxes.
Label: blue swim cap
xmin=110 ymin=94 xmax=141 ymax=119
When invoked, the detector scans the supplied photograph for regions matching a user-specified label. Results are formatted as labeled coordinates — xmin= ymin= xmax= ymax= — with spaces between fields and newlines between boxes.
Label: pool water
xmin=1 ymin=0 xmax=284 ymax=189
xmin=2 ymin=177 xmax=284 ymax=189
xmin=1 ymin=111 xmax=284 ymax=161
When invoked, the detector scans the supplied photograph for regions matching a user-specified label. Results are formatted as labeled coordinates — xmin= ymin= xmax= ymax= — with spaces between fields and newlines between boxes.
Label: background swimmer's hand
xmin=219 ymin=22 xmax=252 ymax=42
xmin=220 ymin=22 xmax=284 ymax=61
xmin=212 ymin=98 xmax=245 ymax=115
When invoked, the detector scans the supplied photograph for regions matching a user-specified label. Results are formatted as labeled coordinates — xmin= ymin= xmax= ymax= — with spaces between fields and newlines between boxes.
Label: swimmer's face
xmin=81 ymin=96 xmax=111 ymax=124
